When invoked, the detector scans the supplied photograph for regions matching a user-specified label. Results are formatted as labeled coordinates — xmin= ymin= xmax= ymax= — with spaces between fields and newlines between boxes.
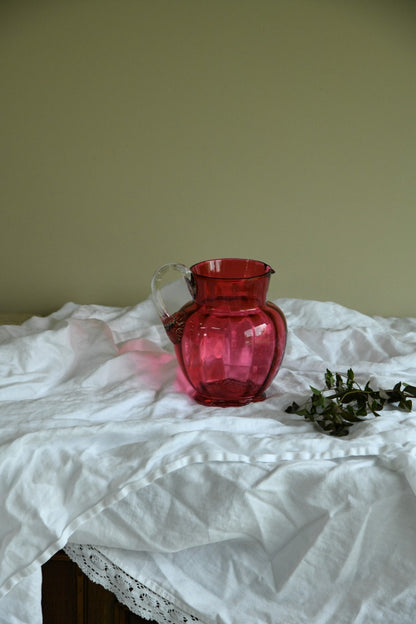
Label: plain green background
xmin=1 ymin=0 xmax=415 ymax=316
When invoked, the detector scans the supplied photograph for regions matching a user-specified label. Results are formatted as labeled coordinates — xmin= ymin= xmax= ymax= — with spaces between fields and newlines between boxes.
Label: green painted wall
xmin=1 ymin=0 xmax=415 ymax=316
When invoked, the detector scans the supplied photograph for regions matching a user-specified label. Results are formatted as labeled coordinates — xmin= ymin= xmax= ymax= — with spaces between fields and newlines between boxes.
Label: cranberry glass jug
xmin=151 ymin=258 xmax=287 ymax=407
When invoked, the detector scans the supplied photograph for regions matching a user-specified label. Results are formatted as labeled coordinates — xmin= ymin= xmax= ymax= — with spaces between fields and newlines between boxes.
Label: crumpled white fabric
xmin=0 ymin=297 xmax=415 ymax=623
xmin=67 ymin=456 xmax=416 ymax=624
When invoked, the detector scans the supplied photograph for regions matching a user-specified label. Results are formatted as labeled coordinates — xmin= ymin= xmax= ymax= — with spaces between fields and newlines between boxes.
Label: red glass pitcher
xmin=151 ymin=258 xmax=287 ymax=407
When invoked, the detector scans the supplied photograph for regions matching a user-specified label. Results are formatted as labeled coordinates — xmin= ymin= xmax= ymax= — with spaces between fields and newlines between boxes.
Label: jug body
xmin=151 ymin=258 xmax=287 ymax=407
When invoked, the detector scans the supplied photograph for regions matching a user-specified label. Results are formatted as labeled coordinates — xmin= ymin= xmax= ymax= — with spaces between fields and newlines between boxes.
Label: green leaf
xmin=346 ymin=368 xmax=355 ymax=389
xmin=285 ymin=402 xmax=300 ymax=414
xmin=325 ymin=369 xmax=334 ymax=389
xmin=399 ymin=399 xmax=413 ymax=412
xmin=340 ymin=391 xmax=366 ymax=404
xmin=404 ymin=384 xmax=416 ymax=397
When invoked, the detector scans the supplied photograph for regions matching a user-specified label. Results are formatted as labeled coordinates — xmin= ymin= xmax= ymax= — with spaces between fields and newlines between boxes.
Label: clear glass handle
xmin=151 ymin=263 xmax=194 ymax=321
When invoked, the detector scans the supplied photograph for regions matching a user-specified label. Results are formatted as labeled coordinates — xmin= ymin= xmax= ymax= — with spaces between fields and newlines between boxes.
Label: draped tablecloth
xmin=0 ymin=296 xmax=416 ymax=624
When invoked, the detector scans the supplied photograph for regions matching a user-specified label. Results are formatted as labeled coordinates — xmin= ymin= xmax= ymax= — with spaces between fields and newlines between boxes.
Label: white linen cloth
xmin=0 ymin=296 xmax=415 ymax=623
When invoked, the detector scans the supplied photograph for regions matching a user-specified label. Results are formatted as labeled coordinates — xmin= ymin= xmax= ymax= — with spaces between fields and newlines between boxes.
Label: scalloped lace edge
xmin=64 ymin=543 xmax=203 ymax=624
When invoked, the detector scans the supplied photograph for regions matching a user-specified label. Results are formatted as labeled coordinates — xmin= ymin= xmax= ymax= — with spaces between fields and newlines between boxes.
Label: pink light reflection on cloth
xmin=118 ymin=339 xmax=177 ymax=391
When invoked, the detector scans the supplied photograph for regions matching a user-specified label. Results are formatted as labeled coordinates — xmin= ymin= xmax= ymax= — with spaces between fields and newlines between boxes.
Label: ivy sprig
xmin=286 ymin=368 xmax=416 ymax=437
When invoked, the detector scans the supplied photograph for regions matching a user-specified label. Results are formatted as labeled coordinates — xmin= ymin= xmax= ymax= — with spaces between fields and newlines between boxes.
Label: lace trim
xmin=64 ymin=543 xmax=203 ymax=624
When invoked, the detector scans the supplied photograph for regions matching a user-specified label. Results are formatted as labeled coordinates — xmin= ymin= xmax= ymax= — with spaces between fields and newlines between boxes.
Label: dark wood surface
xmin=41 ymin=551 xmax=158 ymax=624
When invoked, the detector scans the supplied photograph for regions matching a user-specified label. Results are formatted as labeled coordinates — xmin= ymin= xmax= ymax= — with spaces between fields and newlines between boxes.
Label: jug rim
xmin=190 ymin=258 xmax=275 ymax=280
